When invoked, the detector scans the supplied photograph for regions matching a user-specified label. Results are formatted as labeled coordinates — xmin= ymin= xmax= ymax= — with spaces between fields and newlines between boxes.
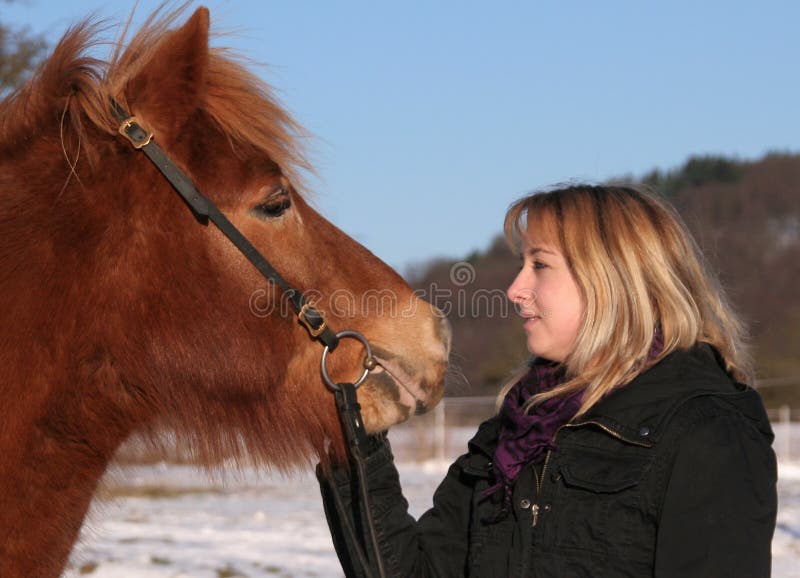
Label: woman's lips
xmin=523 ymin=314 xmax=541 ymax=330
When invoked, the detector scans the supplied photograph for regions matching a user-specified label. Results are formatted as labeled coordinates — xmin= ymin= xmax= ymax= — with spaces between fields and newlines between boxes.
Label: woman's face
xmin=506 ymin=222 xmax=585 ymax=362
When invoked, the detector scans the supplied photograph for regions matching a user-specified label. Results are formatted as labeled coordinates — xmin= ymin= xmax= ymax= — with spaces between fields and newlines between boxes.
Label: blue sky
xmin=4 ymin=0 xmax=799 ymax=273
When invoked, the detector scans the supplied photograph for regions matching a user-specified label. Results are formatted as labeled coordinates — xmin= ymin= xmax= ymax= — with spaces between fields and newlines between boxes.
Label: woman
xmin=318 ymin=184 xmax=777 ymax=577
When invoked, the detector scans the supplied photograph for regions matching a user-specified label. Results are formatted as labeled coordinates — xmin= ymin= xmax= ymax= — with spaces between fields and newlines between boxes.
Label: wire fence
xmin=389 ymin=396 xmax=800 ymax=465
xmin=768 ymin=405 xmax=800 ymax=464
xmin=389 ymin=396 xmax=495 ymax=463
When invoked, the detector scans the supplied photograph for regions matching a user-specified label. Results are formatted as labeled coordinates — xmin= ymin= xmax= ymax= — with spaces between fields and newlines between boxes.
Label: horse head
xmin=0 ymin=6 xmax=449 ymax=575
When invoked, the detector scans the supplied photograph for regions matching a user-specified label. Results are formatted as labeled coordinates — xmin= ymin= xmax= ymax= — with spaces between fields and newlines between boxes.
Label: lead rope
xmin=324 ymin=382 xmax=389 ymax=578
xmin=321 ymin=335 xmax=388 ymax=578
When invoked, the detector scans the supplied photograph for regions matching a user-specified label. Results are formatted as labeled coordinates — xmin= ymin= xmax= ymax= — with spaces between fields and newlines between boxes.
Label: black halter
xmin=111 ymin=99 xmax=388 ymax=578
xmin=110 ymin=99 xmax=340 ymax=351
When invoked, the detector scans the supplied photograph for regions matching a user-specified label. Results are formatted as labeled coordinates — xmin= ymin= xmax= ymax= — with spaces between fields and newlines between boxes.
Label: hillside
xmin=409 ymin=153 xmax=800 ymax=406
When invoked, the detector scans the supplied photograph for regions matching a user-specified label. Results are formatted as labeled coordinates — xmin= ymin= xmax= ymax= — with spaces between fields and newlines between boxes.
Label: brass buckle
xmin=298 ymin=302 xmax=327 ymax=337
xmin=118 ymin=117 xmax=154 ymax=149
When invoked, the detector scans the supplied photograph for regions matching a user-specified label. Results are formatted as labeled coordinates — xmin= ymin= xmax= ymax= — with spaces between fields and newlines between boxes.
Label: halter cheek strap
xmin=110 ymin=99 xmax=339 ymax=350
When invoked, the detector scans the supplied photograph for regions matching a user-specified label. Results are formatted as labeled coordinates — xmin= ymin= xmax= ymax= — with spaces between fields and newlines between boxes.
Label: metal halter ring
xmin=320 ymin=330 xmax=376 ymax=392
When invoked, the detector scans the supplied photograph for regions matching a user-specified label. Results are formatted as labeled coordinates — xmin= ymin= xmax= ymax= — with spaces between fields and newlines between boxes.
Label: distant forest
xmin=407 ymin=153 xmax=800 ymax=407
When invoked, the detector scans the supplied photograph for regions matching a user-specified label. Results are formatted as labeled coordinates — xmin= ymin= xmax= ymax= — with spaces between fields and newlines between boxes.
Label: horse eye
xmin=252 ymin=192 xmax=291 ymax=219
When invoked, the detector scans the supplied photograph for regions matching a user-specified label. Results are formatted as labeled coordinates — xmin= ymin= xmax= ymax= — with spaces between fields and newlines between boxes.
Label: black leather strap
xmin=334 ymin=383 xmax=372 ymax=457
xmin=110 ymin=99 xmax=338 ymax=350
xmin=332 ymin=382 xmax=389 ymax=578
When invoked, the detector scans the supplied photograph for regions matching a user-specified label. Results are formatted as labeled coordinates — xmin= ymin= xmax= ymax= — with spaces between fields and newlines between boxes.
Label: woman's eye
xmin=533 ymin=260 xmax=547 ymax=270
xmin=253 ymin=193 xmax=291 ymax=219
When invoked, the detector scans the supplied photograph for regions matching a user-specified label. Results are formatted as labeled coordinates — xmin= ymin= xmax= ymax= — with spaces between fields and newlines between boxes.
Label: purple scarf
xmin=485 ymin=330 xmax=665 ymax=519
xmin=483 ymin=359 xmax=580 ymax=518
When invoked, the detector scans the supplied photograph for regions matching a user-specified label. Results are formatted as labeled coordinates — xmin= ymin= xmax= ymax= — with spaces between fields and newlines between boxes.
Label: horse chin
xmin=357 ymin=360 xmax=445 ymax=433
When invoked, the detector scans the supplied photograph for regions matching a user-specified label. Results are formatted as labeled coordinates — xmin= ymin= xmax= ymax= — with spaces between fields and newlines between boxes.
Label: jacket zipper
xmin=529 ymin=420 xmax=653 ymax=527
xmin=529 ymin=456 xmax=550 ymax=527
xmin=564 ymin=419 xmax=655 ymax=448
xmin=530 ymin=423 xmax=565 ymax=527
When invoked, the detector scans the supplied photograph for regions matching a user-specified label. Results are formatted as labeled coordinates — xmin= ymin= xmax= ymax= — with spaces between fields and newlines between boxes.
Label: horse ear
xmin=125 ymin=7 xmax=211 ymax=134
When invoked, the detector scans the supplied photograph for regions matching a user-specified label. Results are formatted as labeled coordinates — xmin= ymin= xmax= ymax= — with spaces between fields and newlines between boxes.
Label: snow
xmin=61 ymin=441 xmax=800 ymax=577
xmin=774 ymin=462 xmax=800 ymax=578
xmin=64 ymin=462 xmax=448 ymax=578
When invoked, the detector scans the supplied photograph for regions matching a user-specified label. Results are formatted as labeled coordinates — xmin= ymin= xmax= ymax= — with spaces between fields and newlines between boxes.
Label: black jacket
xmin=319 ymin=344 xmax=778 ymax=577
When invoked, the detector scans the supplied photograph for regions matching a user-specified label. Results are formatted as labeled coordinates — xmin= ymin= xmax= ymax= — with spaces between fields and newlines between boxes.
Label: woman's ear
xmin=123 ymin=7 xmax=210 ymax=138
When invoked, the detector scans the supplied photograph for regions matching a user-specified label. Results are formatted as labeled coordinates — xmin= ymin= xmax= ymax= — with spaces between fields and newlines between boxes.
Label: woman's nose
xmin=506 ymin=269 xmax=527 ymax=303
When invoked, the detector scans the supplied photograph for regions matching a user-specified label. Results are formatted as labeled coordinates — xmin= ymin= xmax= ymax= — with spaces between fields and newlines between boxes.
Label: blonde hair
xmin=501 ymin=183 xmax=752 ymax=417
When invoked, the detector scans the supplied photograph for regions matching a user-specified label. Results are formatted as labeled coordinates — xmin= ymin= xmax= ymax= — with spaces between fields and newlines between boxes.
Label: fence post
xmin=780 ymin=405 xmax=791 ymax=463
xmin=434 ymin=398 xmax=446 ymax=463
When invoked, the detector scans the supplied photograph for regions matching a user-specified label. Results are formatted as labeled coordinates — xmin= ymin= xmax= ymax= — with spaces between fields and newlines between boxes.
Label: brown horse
xmin=0 ymin=6 xmax=450 ymax=577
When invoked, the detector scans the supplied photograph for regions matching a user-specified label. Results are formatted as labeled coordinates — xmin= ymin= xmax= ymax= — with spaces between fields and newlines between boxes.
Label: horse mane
xmin=0 ymin=4 xmax=310 ymax=188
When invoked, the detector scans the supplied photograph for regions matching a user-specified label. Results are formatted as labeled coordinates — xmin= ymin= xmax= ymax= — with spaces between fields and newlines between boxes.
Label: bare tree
xmin=0 ymin=1 xmax=47 ymax=96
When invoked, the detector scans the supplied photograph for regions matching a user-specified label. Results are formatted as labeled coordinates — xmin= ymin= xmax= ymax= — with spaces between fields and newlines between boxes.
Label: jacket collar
xmin=467 ymin=343 xmax=772 ymax=460
xmin=580 ymin=343 xmax=772 ymax=443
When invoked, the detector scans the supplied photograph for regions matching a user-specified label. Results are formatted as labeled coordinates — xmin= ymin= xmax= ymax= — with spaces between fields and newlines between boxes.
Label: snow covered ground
xmin=774 ymin=462 xmax=800 ymax=578
xmin=64 ymin=460 xmax=445 ymax=578
xmin=64 ymin=435 xmax=800 ymax=577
